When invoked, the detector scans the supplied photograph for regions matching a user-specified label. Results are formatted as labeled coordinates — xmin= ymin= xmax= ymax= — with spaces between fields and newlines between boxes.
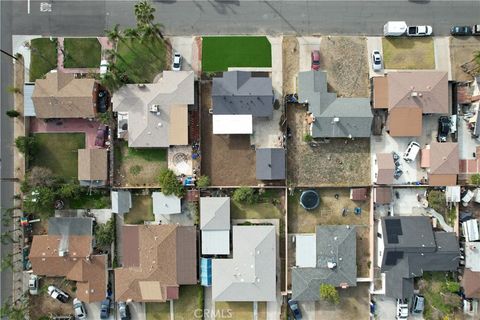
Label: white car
xmin=48 ymin=285 xmax=69 ymax=303
xmin=100 ymin=59 xmax=109 ymax=76
xmin=28 ymin=275 xmax=39 ymax=295
xmin=73 ymin=298 xmax=87 ymax=320
xmin=372 ymin=50 xmax=382 ymax=71
xmin=172 ymin=52 xmax=182 ymax=71
xmin=407 ymin=25 xmax=433 ymax=36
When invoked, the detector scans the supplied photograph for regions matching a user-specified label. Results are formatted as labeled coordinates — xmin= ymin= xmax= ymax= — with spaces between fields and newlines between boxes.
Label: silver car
xmin=73 ymin=298 xmax=87 ymax=320
xmin=28 ymin=275 xmax=39 ymax=295
xmin=372 ymin=50 xmax=382 ymax=71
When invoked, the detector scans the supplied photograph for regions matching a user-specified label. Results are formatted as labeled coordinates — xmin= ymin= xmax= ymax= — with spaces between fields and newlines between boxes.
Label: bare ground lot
xmin=319 ymin=36 xmax=369 ymax=97
xmin=286 ymin=106 xmax=370 ymax=186
xmin=282 ymin=37 xmax=299 ymax=94
xmin=450 ymin=37 xmax=480 ymax=81
xmin=29 ymin=277 xmax=76 ymax=319
xmin=315 ymin=283 xmax=370 ymax=320
xmin=200 ymin=81 xmax=257 ymax=186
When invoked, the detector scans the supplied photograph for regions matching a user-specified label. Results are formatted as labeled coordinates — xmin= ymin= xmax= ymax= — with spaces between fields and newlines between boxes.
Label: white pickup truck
xmin=407 ymin=25 xmax=433 ymax=36
xmin=396 ymin=299 xmax=409 ymax=319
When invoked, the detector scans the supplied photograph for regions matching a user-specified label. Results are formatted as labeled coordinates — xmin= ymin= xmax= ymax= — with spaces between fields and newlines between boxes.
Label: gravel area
xmin=450 ymin=37 xmax=480 ymax=81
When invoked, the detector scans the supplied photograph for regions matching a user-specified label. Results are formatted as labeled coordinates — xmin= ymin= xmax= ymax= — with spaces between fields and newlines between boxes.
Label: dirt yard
xmin=383 ymin=37 xmax=435 ymax=70
xmin=319 ymin=36 xmax=369 ymax=97
xmin=315 ymin=283 xmax=370 ymax=320
xmin=200 ymin=82 xmax=257 ymax=186
xmin=29 ymin=277 xmax=76 ymax=319
xmin=282 ymin=37 xmax=299 ymax=94
xmin=286 ymin=106 xmax=370 ymax=186
xmin=450 ymin=37 xmax=480 ymax=81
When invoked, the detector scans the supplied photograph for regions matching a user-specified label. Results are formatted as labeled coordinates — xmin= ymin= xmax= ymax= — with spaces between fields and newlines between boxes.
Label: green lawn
xmin=202 ymin=36 xmax=272 ymax=72
xmin=124 ymin=195 xmax=154 ymax=224
xmin=31 ymin=133 xmax=85 ymax=181
xmin=116 ymin=37 xmax=166 ymax=83
xmin=68 ymin=191 xmax=110 ymax=209
xmin=231 ymin=189 xmax=283 ymax=220
xmin=146 ymin=302 xmax=170 ymax=320
xmin=382 ymin=37 xmax=435 ymax=69
xmin=215 ymin=302 xmax=253 ymax=320
xmin=63 ymin=38 xmax=102 ymax=68
xmin=29 ymin=38 xmax=58 ymax=82
xmin=174 ymin=285 xmax=203 ymax=320
xmin=420 ymin=272 xmax=462 ymax=319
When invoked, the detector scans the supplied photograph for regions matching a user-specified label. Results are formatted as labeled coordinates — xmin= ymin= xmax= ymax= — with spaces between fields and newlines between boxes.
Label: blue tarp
xmin=200 ymin=258 xmax=212 ymax=287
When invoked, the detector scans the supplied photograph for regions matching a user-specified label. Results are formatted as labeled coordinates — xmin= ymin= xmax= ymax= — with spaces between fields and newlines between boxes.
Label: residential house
xmin=372 ymin=71 xmax=449 ymax=137
xmin=377 ymin=216 xmax=459 ymax=299
xmin=212 ymin=225 xmax=276 ymax=301
xmin=375 ymin=153 xmax=395 ymax=185
xmin=255 ymin=148 xmax=286 ymax=181
xmin=112 ymin=71 xmax=194 ymax=148
xmin=298 ymin=71 xmax=373 ymax=138
xmin=77 ymin=148 xmax=108 ymax=187
xmin=115 ymin=225 xmax=197 ymax=302
xmin=211 ymin=71 xmax=273 ymax=135
xmin=152 ymin=192 xmax=181 ymax=222
xmin=421 ymin=142 xmax=459 ymax=186
xmin=200 ymin=197 xmax=230 ymax=255
xmin=111 ymin=190 xmax=132 ymax=215
xmin=32 ymin=71 xmax=99 ymax=119
xmin=29 ymin=217 xmax=107 ymax=303
xmin=292 ymin=225 xmax=357 ymax=301
xmin=462 ymin=241 xmax=480 ymax=299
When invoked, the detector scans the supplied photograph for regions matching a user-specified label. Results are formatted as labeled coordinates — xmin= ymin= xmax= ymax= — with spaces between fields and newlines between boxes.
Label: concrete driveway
xmin=373 ymin=295 xmax=397 ymax=320
xmin=366 ymin=37 xmax=384 ymax=78
xmin=298 ymin=37 xmax=321 ymax=72
xmin=298 ymin=301 xmax=315 ymax=320
xmin=85 ymin=301 xmax=114 ymax=320
xmin=169 ymin=37 xmax=196 ymax=73
xmin=116 ymin=302 xmax=146 ymax=320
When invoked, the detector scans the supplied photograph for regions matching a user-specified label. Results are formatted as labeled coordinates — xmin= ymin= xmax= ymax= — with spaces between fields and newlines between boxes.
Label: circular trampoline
xmin=300 ymin=190 xmax=320 ymax=210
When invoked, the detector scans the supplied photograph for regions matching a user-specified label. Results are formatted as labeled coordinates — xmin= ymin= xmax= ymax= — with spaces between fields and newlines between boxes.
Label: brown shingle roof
xmin=386 ymin=107 xmax=422 ymax=137
xmin=32 ymin=72 xmax=97 ymax=118
xmin=350 ymin=188 xmax=368 ymax=201
xmin=114 ymin=225 xmax=197 ymax=302
xmin=373 ymin=76 xmax=389 ymax=109
xmin=428 ymin=142 xmax=459 ymax=186
xmin=374 ymin=187 xmax=392 ymax=204
xmin=462 ymin=269 xmax=480 ymax=299
xmin=28 ymin=235 xmax=107 ymax=302
xmin=376 ymin=153 xmax=395 ymax=185
xmin=78 ymin=149 xmax=108 ymax=181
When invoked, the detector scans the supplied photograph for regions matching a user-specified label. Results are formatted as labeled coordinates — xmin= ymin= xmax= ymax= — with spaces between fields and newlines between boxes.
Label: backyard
xmin=315 ymin=283 xmax=370 ymax=320
xmin=231 ymin=189 xmax=284 ymax=220
xmin=214 ymin=302 xmax=267 ymax=320
xmin=286 ymin=106 xmax=371 ymax=186
xmin=200 ymin=82 xmax=257 ymax=186
xmin=29 ymin=277 xmax=76 ymax=320
xmin=450 ymin=37 xmax=480 ymax=81
xmin=114 ymin=141 xmax=167 ymax=187
xmin=30 ymin=133 xmax=85 ymax=181
xmin=173 ymin=285 xmax=203 ymax=320
xmin=124 ymin=195 xmax=154 ymax=224
xmin=63 ymin=38 xmax=102 ymax=68
xmin=382 ymin=37 xmax=435 ymax=69
xmin=67 ymin=190 xmax=110 ymax=209
xmin=116 ymin=37 xmax=166 ymax=83
xmin=146 ymin=302 xmax=169 ymax=320
xmin=29 ymin=37 xmax=58 ymax=82
xmin=202 ymin=36 xmax=272 ymax=72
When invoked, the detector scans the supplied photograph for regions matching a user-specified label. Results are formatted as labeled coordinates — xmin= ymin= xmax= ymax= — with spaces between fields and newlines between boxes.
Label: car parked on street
xmin=28 ymin=275 xmax=39 ymax=295
xmin=437 ymin=116 xmax=451 ymax=142
xmin=287 ymin=300 xmax=302 ymax=319
xmin=73 ymin=298 xmax=87 ymax=320
xmin=372 ymin=50 xmax=382 ymax=71
xmin=172 ymin=52 xmax=182 ymax=71
xmin=118 ymin=301 xmax=131 ymax=320
xmin=451 ymin=25 xmax=473 ymax=36
xmin=100 ymin=297 xmax=111 ymax=319
xmin=407 ymin=25 xmax=433 ymax=36
xmin=48 ymin=285 xmax=69 ymax=303
xmin=311 ymin=50 xmax=320 ymax=71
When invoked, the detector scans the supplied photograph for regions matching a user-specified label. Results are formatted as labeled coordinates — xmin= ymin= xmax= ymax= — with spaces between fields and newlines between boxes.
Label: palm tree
xmin=0 ymin=301 xmax=26 ymax=320
xmin=134 ymin=0 xmax=155 ymax=27
xmin=124 ymin=28 xmax=139 ymax=38
xmin=106 ymin=24 xmax=123 ymax=47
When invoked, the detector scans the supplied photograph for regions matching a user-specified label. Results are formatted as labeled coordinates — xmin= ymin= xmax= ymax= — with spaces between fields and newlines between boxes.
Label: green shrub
xmin=196 ymin=175 xmax=210 ymax=188
xmin=95 ymin=218 xmax=115 ymax=247
xmin=442 ymin=281 xmax=461 ymax=293
xmin=129 ymin=165 xmax=143 ymax=176
xmin=303 ymin=134 xmax=313 ymax=142
xmin=15 ymin=136 xmax=37 ymax=155
xmin=232 ymin=187 xmax=257 ymax=204
xmin=5 ymin=110 xmax=20 ymax=118
xmin=471 ymin=173 xmax=480 ymax=185
xmin=158 ymin=168 xmax=185 ymax=198
xmin=319 ymin=284 xmax=340 ymax=304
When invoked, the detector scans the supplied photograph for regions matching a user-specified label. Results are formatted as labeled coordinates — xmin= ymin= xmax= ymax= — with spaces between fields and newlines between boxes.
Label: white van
xmin=403 ymin=141 xmax=421 ymax=162
xmin=384 ymin=21 xmax=408 ymax=36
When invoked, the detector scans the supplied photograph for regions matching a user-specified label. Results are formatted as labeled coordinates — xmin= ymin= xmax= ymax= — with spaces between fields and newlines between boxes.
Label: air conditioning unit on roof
xmin=150 ymin=104 xmax=160 ymax=113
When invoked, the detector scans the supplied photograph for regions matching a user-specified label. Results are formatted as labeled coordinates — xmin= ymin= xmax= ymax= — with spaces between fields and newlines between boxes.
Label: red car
xmin=95 ymin=125 xmax=108 ymax=147
xmin=311 ymin=50 xmax=320 ymax=70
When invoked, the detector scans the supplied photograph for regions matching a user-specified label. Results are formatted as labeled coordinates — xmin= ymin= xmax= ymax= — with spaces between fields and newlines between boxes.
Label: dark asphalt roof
xmin=48 ymin=217 xmax=93 ymax=236
xmin=256 ymin=148 xmax=286 ymax=180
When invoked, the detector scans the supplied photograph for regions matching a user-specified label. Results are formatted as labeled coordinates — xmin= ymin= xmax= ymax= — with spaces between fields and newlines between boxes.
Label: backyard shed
xmin=350 ymin=188 xmax=368 ymax=201
xmin=152 ymin=192 xmax=181 ymax=219
xmin=295 ymin=234 xmax=316 ymax=268
xmin=376 ymin=153 xmax=394 ymax=185
xmin=374 ymin=187 xmax=392 ymax=204
xmin=111 ymin=190 xmax=132 ymax=214
xmin=256 ymin=148 xmax=286 ymax=180
xmin=200 ymin=197 xmax=231 ymax=255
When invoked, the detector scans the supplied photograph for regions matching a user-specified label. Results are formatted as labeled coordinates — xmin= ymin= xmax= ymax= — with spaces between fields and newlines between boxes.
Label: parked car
xmin=403 ymin=141 xmax=421 ymax=162
xmin=451 ymin=25 xmax=473 ymax=36
xmin=100 ymin=297 xmax=111 ymax=319
xmin=474 ymin=25 xmax=480 ymax=35
xmin=407 ymin=25 xmax=433 ymax=36
xmin=384 ymin=21 xmax=408 ymax=36
xmin=95 ymin=125 xmax=109 ymax=147
xmin=437 ymin=116 xmax=451 ymax=142
xmin=311 ymin=50 xmax=320 ymax=71
xmin=118 ymin=301 xmax=131 ymax=320
xmin=73 ymin=298 xmax=87 ymax=320
xmin=396 ymin=298 xmax=409 ymax=319
xmin=97 ymin=90 xmax=109 ymax=113
xmin=287 ymin=300 xmax=302 ymax=320
xmin=100 ymin=59 xmax=109 ymax=76
xmin=411 ymin=294 xmax=425 ymax=314
xmin=172 ymin=52 xmax=182 ymax=71
xmin=372 ymin=50 xmax=382 ymax=71
xmin=48 ymin=285 xmax=69 ymax=303
xmin=28 ymin=275 xmax=39 ymax=295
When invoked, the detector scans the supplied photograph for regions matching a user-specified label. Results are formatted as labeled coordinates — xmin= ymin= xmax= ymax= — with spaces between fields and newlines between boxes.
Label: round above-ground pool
xmin=300 ymin=190 xmax=320 ymax=210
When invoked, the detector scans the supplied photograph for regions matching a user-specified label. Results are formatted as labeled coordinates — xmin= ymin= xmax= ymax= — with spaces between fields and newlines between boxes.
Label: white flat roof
xmin=465 ymin=241 xmax=480 ymax=272
xmin=202 ymin=230 xmax=230 ymax=255
xmin=152 ymin=192 xmax=181 ymax=215
xmin=295 ymin=234 xmax=316 ymax=268
xmin=213 ymin=115 xmax=252 ymax=135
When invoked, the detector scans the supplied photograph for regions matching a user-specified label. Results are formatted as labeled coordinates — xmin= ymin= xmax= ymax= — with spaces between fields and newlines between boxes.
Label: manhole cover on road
xmin=173 ymin=153 xmax=188 ymax=165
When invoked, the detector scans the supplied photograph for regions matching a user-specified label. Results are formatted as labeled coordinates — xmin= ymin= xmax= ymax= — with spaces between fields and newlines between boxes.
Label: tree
xmin=232 ymin=187 xmax=257 ymax=204
xmin=57 ymin=182 xmax=82 ymax=200
xmin=23 ymin=186 xmax=56 ymax=217
xmin=0 ymin=301 xmax=26 ymax=320
xmin=5 ymin=110 xmax=20 ymax=118
xmin=134 ymin=0 xmax=155 ymax=27
xmin=471 ymin=173 xmax=480 ymax=185
xmin=106 ymin=24 xmax=123 ymax=46
xmin=319 ymin=284 xmax=340 ymax=304
xmin=158 ymin=168 xmax=185 ymax=198
xmin=15 ymin=135 xmax=37 ymax=155
xmin=95 ymin=218 xmax=115 ymax=247
xmin=196 ymin=175 xmax=210 ymax=188
xmin=28 ymin=166 xmax=57 ymax=188
xmin=0 ymin=254 xmax=13 ymax=272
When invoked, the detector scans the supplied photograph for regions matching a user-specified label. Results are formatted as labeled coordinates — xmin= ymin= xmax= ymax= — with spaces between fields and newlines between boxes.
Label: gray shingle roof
xmin=48 ymin=217 xmax=93 ymax=237
xmin=298 ymin=71 xmax=373 ymax=138
xmin=212 ymin=71 xmax=273 ymax=118
xmin=381 ymin=217 xmax=460 ymax=299
xmin=111 ymin=190 xmax=132 ymax=214
xmin=200 ymin=197 xmax=230 ymax=230
xmin=291 ymin=225 xmax=357 ymax=301
xmin=256 ymin=148 xmax=286 ymax=180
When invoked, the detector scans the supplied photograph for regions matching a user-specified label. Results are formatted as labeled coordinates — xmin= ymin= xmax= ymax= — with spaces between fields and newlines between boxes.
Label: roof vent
xmin=332 ymin=117 xmax=340 ymax=123
xmin=327 ymin=261 xmax=337 ymax=269
xmin=59 ymin=250 xmax=68 ymax=257
xmin=150 ymin=104 xmax=160 ymax=113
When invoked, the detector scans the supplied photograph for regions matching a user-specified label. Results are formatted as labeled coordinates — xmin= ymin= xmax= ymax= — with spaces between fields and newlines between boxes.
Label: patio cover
xmin=212 ymin=115 xmax=253 ymax=134
xmin=295 ymin=234 xmax=316 ymax=268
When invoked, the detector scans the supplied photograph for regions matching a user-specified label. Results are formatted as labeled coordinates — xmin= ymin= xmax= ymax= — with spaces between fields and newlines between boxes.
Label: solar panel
xmin=385 ymin=251 xmax=404 ymax=266
xmin=385 ymin=219 xmax=403 ymax=244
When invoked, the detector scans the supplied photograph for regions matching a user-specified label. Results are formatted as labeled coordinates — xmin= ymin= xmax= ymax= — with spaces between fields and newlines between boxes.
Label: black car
xmin=287 ymin=300 xmax=302 ymax=320
xmin=451 ymin=26 xmax=472 ymax=36
xmin=97 ymin=90 xmax=109 ymax=113
xmin=437 ymin=116 xmax=450 ymax=142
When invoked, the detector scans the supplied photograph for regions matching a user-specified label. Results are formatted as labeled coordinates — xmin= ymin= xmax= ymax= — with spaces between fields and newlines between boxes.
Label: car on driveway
xmin=95 ymin=124 xmax=109 ymax=147
xmin=118 ymin=301 xmax=131 ymax=320
xmin=372 ymin=50 xmax=382 ymax=71
xmin=28 ymin=275 xmax=39 ymax=295
xmin=172 ymin=52 xmax=182 ymax=71
xmin=287 ymin=300 xmax=302 ymax=319
xmin=311 ymin=50 xmax=320 ymax=71
xmin=48 ymin=285 xmax=69 ymax=303
xmin=451 ymin=25 xmax=473 ymax=36
xmin=100 ymin=297 xmax=111 ymax=319
xmin=437 ymin=116 xmax=450 ymax=142
xmin=73 ymin=298 xmax=87 ymax=320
